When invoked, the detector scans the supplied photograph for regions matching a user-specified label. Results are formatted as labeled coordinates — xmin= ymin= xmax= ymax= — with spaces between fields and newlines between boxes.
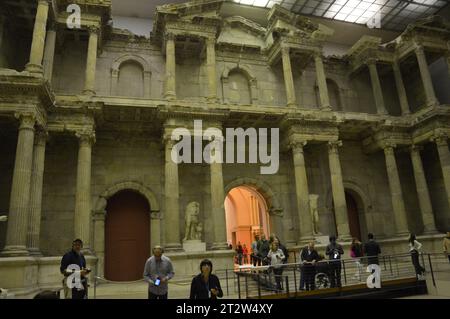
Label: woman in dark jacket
xmin=190 ymin=259 xmax=223 ymax=299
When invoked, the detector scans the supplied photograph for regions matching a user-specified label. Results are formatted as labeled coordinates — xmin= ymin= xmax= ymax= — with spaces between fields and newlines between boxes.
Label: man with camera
xmin=60 ymin=239 xmax=91 ymax=299
xmin=143 ymin=246 xmax=174 ymax=299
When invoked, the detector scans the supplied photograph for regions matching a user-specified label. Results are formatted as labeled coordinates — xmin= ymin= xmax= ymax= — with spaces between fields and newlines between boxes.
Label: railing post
xmin=389 ymin=255 xmax=393 ymax=277
xmin=94 ymin=276 xmax=97 ymax=299
xmin=257 ymin=272 xmax=262 ymax=299
xmin=225 ymin=269 xmax=229 ymax=296
xmin=427 ymin=254 xmax=436 ymax=287
xmin=237 ymin=273 xmax=241 ymax=299
xmin=285 ymin=276 xmax=290 ymax=297
xmin=293 ymin=265 xmax=297 ymax=293
xmin=245 ymin=274 xmax=249 ymax=298
xmin=342 ymin=259 xmax=347 ymax=285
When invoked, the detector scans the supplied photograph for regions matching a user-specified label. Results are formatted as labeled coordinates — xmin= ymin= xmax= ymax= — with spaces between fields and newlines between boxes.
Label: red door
xmin=345 ymin=192 xmax=362 ymax=240
xmin=105 ymin=190 xmax=150 ymax=281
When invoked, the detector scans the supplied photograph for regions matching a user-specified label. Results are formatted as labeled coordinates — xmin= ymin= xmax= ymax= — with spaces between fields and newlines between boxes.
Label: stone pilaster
xmin=43 ymin=23 xmax=57 ymax=83
xmin=209 ymin=134 xmax=228 ymax=250
xmin=327 ymin=141 xmax=351 ymax=240
xmin=27 ymin=129 xmax=48 ymax=256
xmin=314 ymin=52 xmax=331 ymax=110
xmin=367 ymin=59 xmax=387 ymax=115
xmin=74 ymin=131 xmax=95 ymax=254
xmin=432 ymin=134 xmax=450 ymax=209
xmin=415 ymin=45 xmax=438 ymax=106
xmin=281 ymin=47 xmax=296 ymax=107
xmin=25 ymin=0 xmax=50 ymax=74
xmin=164 ymin=33 xmax=176 ymax=99
xmin=410 ymin=145 xmax=437 ymax=234
xmin=83 ymin=26 xmax=99 ymax=95
xmin=383 ymin=143 xmax=409 ymax=236
xmin=164 ymin=137 xmax=181 ymax=251
xmin=150 ymin=211 xmax=162 ymax=249
xmin=206 ymin=37 xmax=217 ymax=102
xmin=290 ymin=141 xmax=313 ymax=243
xmin=392 ymin=60 xmax=410 ymax=115
xmin=1 ymin=113 xmax=36 ymax=257
xmin=93 ymin=210 xmax=105 ymax=277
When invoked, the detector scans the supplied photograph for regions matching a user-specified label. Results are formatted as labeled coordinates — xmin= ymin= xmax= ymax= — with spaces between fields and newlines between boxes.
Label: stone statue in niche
xmin=309 ymin=194 xmax=321 ymax=235
xmin=183 ymin=201 xmax=200 ymax=241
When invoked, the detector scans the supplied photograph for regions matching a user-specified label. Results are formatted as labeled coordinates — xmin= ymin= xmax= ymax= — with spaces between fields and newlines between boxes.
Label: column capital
xmin=87 ymin=25 xmax=100 ymax=35
xmin=414 ymin=44 xmax=425 ymax=56
xmin=205 ymin=37 xmax=216 ymax=46
xmin=15 ymin=112 xmax=36 ymax=130
xmin=75 ymin=130 xmax=96 ymax=145
xmin=382 ymin=141 xmax=397 ymax=154
xmin=37 ymin=0 xmax=51 ymax=7
xmin=165 ymin=32 xmax=176 ymax=41
xmin=328 ymin=140 xmax=343 ymax=153
xmin=410 ymin=144 xmax=424 ymax=153
xmin=365 ymin=57 xmax=378 ymax=66
xmin=150 ymin=211 xmax=162 ymax=220
xmin=431 ymin=133 xmax=448 ymax=146
xmin=281 ymin=46 xmax=290 ymax=56
xmin=34 ymin=129 xmax=48 ymax=146
xmin=289 ymin=140 xmax=307 ymax=153
xmin=47 ymin=21 xmax=58 ymax=32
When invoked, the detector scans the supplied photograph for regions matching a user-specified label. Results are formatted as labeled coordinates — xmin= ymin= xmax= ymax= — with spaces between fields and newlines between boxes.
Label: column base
xmin=298 ymin=236 xmax=315 ymax=246
xmin=320 ymin=106 xmax=332 ymax=112
xmin=422 ymin=229 xmax=440 ymax=235
xmin=28 ymin=248 xmax=43 ymax=257
xmin=395 ymin=231 xmax=410 ymax=238
xmin=81 ymin=247 xmax=94 ymax=256
xmin=207 ymin=96 xmax=218 ymax=103
xmin=286 ymin=102 xmax=297 ymax=108
xmin=164 ymin=243 xmax=183 ymax=252
xmin=164 ymin=92 xmax=176 ymax=100
xmin=25 ymin=63 xmax=43 ymax=75
xmin=0 ymin=246 xmax=30 ymax=257
xmin=82 ymin=89 xmax=96 ymax=96
xmin=210 ymin=242 xmax=229 ymax=250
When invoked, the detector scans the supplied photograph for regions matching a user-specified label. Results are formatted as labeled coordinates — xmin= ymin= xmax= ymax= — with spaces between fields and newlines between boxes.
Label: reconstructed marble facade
xmin=0 ymin=0 xmax=450 ymax=296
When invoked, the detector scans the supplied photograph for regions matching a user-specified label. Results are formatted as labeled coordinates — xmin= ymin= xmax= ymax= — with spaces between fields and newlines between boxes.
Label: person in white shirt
xmin=408 ymin=233 xmax=425 ymax=279
xmin=267 ymin=241 xmax=285 ymax=292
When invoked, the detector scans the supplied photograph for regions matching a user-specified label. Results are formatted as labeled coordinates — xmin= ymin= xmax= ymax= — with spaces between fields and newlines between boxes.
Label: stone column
xmin=206 ymin=38 xmax=217 ymax=102
xmin=1 ymin=113 xmax=36 ymax=257
xmin=281 ymin=47 xmax=296 ymax=107
xmin=0 ymin=15 xmax=5 ymax=65
xmin=290 ymin=141 xmax=313 ymax=243
xmin=25 ymin=0 xmax=50 ymax=74
xmin=93 ymin=210 xmax=105 ymax=277
xmin=144 ymin=71 xmax=151 ymax=98
xmin=74 ymin=131 xmax=95 ymax=254
xmin=383 ymin=143 xmax=409 ymax=236
xmin=410 ymin=145 xmax=437 ymax=234
xmin=433 ymin=134 xmax=450 ymax=209
xmin=367 ymin=59 xmax=387 ymax=115
xmin=83 ymin=26 xmax=99 ymax=95
xmin=43 ymin=23 xmax=57 ymax=83
xmin=150 ymin=212 xmax=161 ymax=249
xmin=209 ymin=141 xmax=228 ymax=250
xmin=415 ymin=45 xmax=438 ymax=106
xmin=328 ymin=141 xmax=351 ymax=240
xmin=392 ymin=60 xmax=410 ymax=115
xmin=27 ymin=129 xmax=48 ymax=256
xmin=314 ymin=52 xmax=331 ymax=110
xmin=164 ymin=138 xmax=181 ymax=251
xmin=164 ymin=33 xmax=176 ymax=99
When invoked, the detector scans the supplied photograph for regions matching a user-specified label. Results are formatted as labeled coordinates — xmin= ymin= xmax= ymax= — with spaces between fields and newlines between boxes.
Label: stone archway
xmin=224 ymin=178 xmax=284 ymax=248
xmin=93 ymin=182 xmax=160 ymax=278
xmin=111 ymin=54 xmax=152 ymax=98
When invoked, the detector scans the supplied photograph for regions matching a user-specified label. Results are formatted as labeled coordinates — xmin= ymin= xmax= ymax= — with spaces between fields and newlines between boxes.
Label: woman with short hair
xmin=190 ymin=259 xmax=223 ymax=299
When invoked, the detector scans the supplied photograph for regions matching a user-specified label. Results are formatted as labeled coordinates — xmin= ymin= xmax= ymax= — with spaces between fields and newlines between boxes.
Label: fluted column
xmin=410 ymin=145 xmax=437 ymax=234
xmin=392 ymin=60 xmax=410 ymax=115
xmin=164 ymin=33 xmax=176 ymax=99
xmin=43 ymin=23 xmax=57 ymax=82
xmin=208 ymin=135 xmax=228 ymax=250
xmin=290 ymin=141 xmax=313 ymax=243
xmin=383 ymin=143 xmax=409 ymax=236
xmin=206 ymin=37 xmax=217 ymax=102
xmin=27 ymin=129 xmax=48 ymax=256
xmin=367 ymin=59 xmax=387 ymax=115
xmin=25 ymin=0 xmax=50 ymax=74
xmin=74 ymin=131 xmax=95 ymax=254
xmin=164 ymin=137 xmax=181 ymax=250
xmin=281 ymin=47 xmax=296 ymax=107
xmin=415 ymin=45 xmax=438 ymax=106
xmin=314 ymin=52 xmax=331 ymax=110
xmin=432 ymin=134 xmax=450 ymax=209
xmin=83 ymin=26 xmax=99 ymax=95
xmin=328 ymin=141 xmax=351 ymax=240
xmin=1 ymin=113 xmax=36 ymax=257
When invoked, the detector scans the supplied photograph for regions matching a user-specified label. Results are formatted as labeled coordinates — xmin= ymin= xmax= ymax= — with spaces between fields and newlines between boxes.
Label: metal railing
xmin=233 ymin=252 xmax=449 ymax=299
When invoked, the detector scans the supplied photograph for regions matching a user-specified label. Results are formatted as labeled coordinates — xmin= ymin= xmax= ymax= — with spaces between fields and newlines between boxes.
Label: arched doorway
xmin=224 ymin=186 xmax=271 ymax=263
xmin=345 ymin=191 xmax=362 ymax=240
xmin=105 ymin=190 xmax=150 ymax=281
